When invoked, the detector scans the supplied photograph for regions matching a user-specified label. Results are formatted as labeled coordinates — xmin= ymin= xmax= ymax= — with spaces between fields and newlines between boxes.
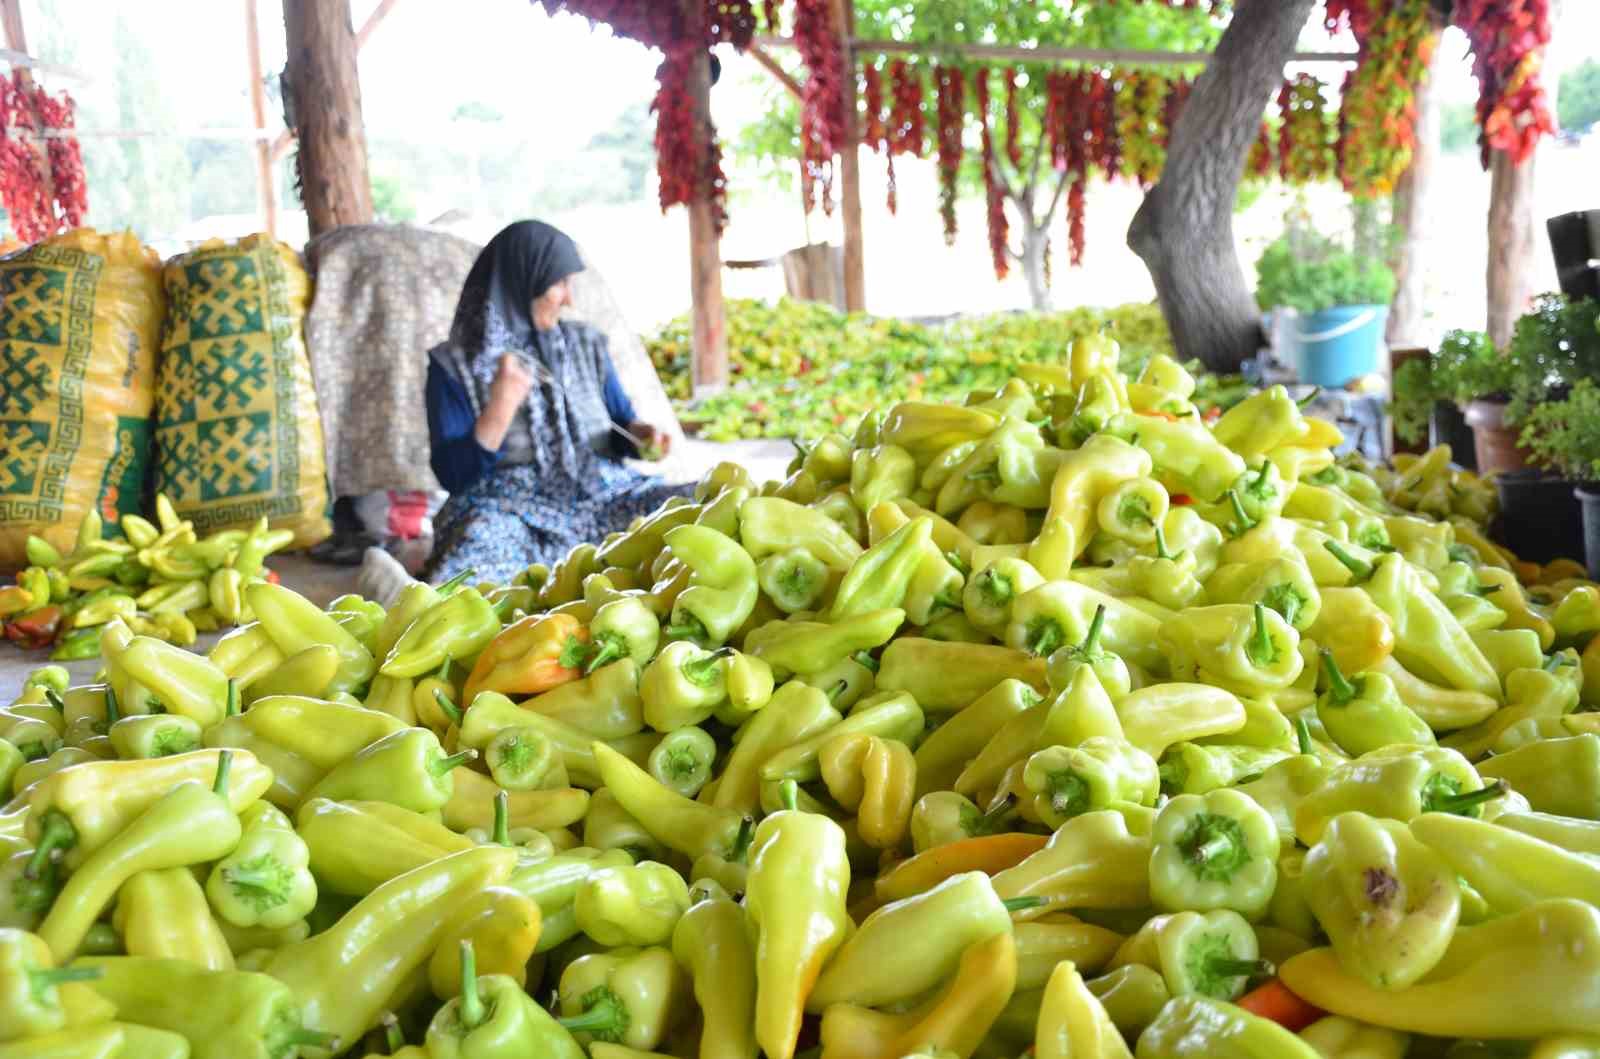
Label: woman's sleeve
xmin=427 ymin=360 xmax=499 ymax=495
xmin=602 ymin=360 xmax=638 ymax=428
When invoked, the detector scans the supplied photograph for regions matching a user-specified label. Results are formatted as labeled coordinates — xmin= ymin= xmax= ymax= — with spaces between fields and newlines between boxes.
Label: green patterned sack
xmin=155 ymin=235 xmax=330 ymax=548
xmin=0 ymin=229 xmax=162 ymax=571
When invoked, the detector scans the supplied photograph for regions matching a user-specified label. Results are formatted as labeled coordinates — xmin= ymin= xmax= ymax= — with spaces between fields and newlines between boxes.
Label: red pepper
xmin=1237 ymin=979 xmax=1324 ymax=1032
xmin=1170 ymin=494 xmax=1194 ymax=507
xmin=264 ymin=568 xmax=281 ymax=585
xmin=5 ymin=605 xmax=63 ymax=650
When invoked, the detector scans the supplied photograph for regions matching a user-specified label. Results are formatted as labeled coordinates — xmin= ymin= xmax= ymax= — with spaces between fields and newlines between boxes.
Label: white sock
xmin=357 ymin=547 xmax=414 ymax=609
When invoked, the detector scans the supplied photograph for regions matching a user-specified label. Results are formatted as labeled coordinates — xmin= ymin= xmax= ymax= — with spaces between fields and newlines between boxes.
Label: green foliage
xmin=370 ymin=172 xmax=417 ymax=223
xmin=1504 ymin=293 xmax=1600 ymax=424
xmin=1254 ymin=230 xmax=1396 ymax=315
xmin=1391 ymin=357 xmax=1435 ymax=445
xmin=645 ymin=297 xmax=1187 ymax=440
xmin=1558 ymin=59 xmax=1600 ymax=133
xmin=1432 ymin=327 xmax=1508 ymax=405
xmin=1439 ymin=101 xmax=1480 ymax=154
xmin=1518 ymin=379 xmax=1600 ymax=480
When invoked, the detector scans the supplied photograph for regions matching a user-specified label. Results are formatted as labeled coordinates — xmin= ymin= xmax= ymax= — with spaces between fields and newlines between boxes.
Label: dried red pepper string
xmin=1004 ymin=66 xmax=1023 ymax=170
xmin=884 ymin=58 xmax=923 ymax=215
xmin=1454 ymin=0 xmax=1554 ymax=167
xmin=0 ymin=73 xmax=86 ymax=242
xmin=975 ymin=68 xmax=1009 ymax=280
xmin=795 ymin=0 xmax=845 ymax=214
xmin=1336 ymin=0 xmax=1433 ymax=196
xmin=934 ymin=63 xmax=965 ymax=245
xmin=862 ymin=60 xmax=887 ymax=152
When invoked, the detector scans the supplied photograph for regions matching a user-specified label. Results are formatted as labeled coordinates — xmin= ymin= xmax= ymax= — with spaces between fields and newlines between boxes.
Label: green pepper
xmin=1315 ymin=650 xmax=1433 ymax=757
xmin=302 ymin=727 xmax=475 ymax=814
xmin=645 ymin=727 xmax=715 ymax=799
xmin=738 ymin=496 xmax=863 ymax=571
xmin=1097 ymin=478 xmax=1170 ymax=545
xmin=49 ymin=628 xmax=102 ymax=663
xmin=521 ymin=658 xmax=644 ymax=741
xmin=573 ymin=861 xmax=690 ymax=947
xmin=1087 ymin=964 xmax=1171 ymax=1040
xmin=660 ymin=525 xmax=757 ymax=647
xmin=591 ymin=741 xmax=745 ymax=863
xmin=850 ymin=443 xmax=917 ymax=513
xmin=640 ymin=642 xmax=727 ymax=731
xmin=959 ymin=557 xmax=1044 ymax=636
xmin=245 ymin=581 xmax=378 ymax=694
xmin=107 ymin=714 xmax=202 ymax=760
xmin=1234 ymin=753 xmax=1332 ymax=847
xmin=1441 ymin=664 xmax=1581 ymax=760
xmin=1044 ymin=604 xmax=1133 ymax=698
xmin=1302 ymin=811 xmax=1460 ymax=989
xmin=485 ymin=726 xmax=568 ymax=791
xmin=100 ymin=620 xmax=228 ymax=727
xmin=1478 ymin=734 xmax=1600 ymax=819
xmin=427 ymin=939 xmax=587 ymax=1058
xmin=1108 ymin=411 xmax=1247 ymax=502
xmin=992 ymin=809 xmax=1151 ymax=910
xmin=205 ymin=802 xmax=316 ymax=930
xmin=915 ymin=679 xmax=1041 ymax=797
xmin=0 ymin=926 xmax=102 ymax=1040
xmin=556 ymin=945 xmax=690 ymax=1051
xmin=379 ymin=586 xmax=499 ymax=681
xmin=745 ymin=608 xmax=905 ymax=678
xmin=1159 ymin=743 xmax=1294 ymax=796
xmin=1159 ymin=603 xmax=1303 ymax=696
xmin=1149 ymin=788 xmax=1279 ymax=918
xmin=828 ymin=516 xmax=932 ymax=621
xmin=1295 ymin=746 xmax=1500 ymax=846
xmin=1135 ymin=995 xmax=1320 ymax=1057
xmin=1113 ymin=909 xmax=1271 ymax=1001
xmin=1205 ymin=557 xmax=1322 ymax=632
xmin=710 ymin=683 xmax=839 ymax=816
xmin=760 ymin=692 xmax=923 ymax=783
xmin=1129 ymin=526 xmax=1206 ymax=611
xmin=908 ymin=791 xmax=1018 ymax=852
xmin=1008 ymin=580 xmax=1167 ymax=675
xmin=1023 ymin=738 xmax=1159 ymax=828
xmin=754 ymin=548 xmax=829 ymax=614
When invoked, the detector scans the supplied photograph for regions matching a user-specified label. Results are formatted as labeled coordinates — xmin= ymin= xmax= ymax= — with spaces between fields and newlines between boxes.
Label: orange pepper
xmin=463 ymin=612 xmax=590 ymax=702
xmin=872 ymin=831 xmax=1049 ymax=904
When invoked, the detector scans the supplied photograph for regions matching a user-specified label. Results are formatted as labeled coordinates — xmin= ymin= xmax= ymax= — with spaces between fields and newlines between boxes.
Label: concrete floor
xmin=0 ymin=437 xmax=796 ymax=703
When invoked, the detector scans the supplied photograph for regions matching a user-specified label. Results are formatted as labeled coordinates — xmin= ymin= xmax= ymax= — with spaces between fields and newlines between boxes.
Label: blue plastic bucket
xmin=1292 ymin=304 xmax=1388 ymax=388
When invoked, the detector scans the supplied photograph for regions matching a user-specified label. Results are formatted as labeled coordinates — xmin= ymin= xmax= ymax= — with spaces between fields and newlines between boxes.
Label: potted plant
xmin=1518 ymin=378 xmax=1600 ymax=576
xmin=1255 ymin=220 xmax=1396 ymax=389
xmin=1389 ymin=328 xmax=1490 ymax=469
xmin=1479 ymin=294 xmax=1600 ymax=563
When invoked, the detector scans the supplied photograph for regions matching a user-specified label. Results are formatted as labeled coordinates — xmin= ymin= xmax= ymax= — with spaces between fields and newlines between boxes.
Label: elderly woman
xmin=419 ymin=221 xmax=686 ymax=584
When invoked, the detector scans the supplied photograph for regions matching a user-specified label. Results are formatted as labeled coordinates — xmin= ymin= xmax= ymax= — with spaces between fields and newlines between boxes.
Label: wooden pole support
xmin=683 ymin=0 xmax=727 ymax=394
xmin=281 ymin=0 xmax=376 ymax=237
xmin=244 ymin=0 xmax=278 ymax=237
xmin=831 ymin=0 xmax=865 ymax=313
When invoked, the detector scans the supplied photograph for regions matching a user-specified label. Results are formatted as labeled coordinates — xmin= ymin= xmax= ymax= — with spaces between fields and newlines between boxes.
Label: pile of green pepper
xmin=4 ymin=338 xmax=1600 ymax=1058
xmin=2 ymin=493 xmax=293 ymax=660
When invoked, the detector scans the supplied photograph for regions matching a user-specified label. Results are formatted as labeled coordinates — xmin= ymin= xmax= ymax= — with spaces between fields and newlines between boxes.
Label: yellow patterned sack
xmin=155 ymin=235 xmax=330 ymax=547
xmin=0 ymin=229 xmax=162 ymax=571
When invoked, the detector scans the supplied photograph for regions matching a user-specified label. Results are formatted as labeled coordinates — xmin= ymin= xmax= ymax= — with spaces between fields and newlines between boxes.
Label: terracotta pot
xmin=1462 ymin=398 xmax=1531 ymax=475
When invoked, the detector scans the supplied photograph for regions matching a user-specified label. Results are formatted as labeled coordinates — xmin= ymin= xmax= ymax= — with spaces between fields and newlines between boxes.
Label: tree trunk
xmin=1127 ymin=0 xmax=1317 ymax=372
xmin=1486 ymin=148 xmax=1538 ymax=350
xmin=1020 ymin=222 xmax=1051 ymax=311
xmin=283 ymin=0 xmax=374 ymax=237
xmin=1386 ymin=28 xmax=1442 ymax=350
xmin=683 ymin=0 xmax=727 ymax=393
xmin=832 ymin=0 xmax=866 ymax=312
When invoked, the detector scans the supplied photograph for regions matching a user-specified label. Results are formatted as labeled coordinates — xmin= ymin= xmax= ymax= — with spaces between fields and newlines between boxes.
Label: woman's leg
xmin=585 ymin=472 xmax=696 ymax=539
xmin=425 ymin=498 xmax=571 ymax=586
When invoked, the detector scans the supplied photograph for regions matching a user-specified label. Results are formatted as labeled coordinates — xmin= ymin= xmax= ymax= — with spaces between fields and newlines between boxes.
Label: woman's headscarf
xmin=430 ymin=220 xmax=618 ymax=481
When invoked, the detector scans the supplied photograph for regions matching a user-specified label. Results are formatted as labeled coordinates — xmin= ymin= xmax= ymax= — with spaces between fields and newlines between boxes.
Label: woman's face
xmin=532 ymin=277 xmax=573 ymax=331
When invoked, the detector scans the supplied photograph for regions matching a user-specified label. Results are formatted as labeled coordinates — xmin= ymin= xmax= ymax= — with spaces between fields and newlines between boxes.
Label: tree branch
xmin=1039 ymin=166 xmax=1070 ymax=229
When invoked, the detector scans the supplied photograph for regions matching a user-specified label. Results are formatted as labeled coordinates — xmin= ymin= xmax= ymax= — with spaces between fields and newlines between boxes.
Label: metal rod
xmin=754 ymin=34 xmax=1358 ymax=65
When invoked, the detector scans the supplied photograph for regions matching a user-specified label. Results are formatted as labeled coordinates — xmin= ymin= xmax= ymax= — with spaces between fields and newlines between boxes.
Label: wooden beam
xmin=282 ymin=0 xmax=375 ymax=237
xmin=271 ymin=0 xmax=400 ymax=164
xmin=244 ymin=0 xmax=278 ymax=237
xmin=831 ymin=0 xmax=865 ymax=312
xmin=684 ymin=0 xmax=727 ymax=393
xmin=749 ymin=44 xmax=803 ymax=100
xmin=757 ymin=34 xmax=1358 ymax=65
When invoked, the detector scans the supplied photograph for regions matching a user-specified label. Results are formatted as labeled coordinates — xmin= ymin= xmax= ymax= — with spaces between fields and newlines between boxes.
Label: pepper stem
xmin=1427 ymin=780 xmax=1505 ymax=815
xmin=435 ymin=658 xmax=453 ymax=683
xmin=827 ymin=680 xmax=849 ymax=703
xmin=1081 ymin=604 xmax=1107 ymax=656
xmin=729 ymin=816 xmax=756 ymax=862
xmin=1254 ymin=459 xmax=1273 ymax=487
xmin=24 ymin=811 xmax=75 ymax=879
xmin=973 ymin=793 xmax=1018 ymax=836
xmin=30 ymin=965 xmax=101 ymax=989
xmin=283 ymin=1030 xmax=341 ymax=1050
xmin=105 ymin=684 xmax=121 ymax=725
xmin=1210 ymin=957 xmax=1275 ymax=980
xmin=430 ymin=749 xmax=478 ymax=777
xmin=1193 ymin=833 xmax=1236 ymax=865
xmin=1319 ymin=649 xmax=1356 ymax=704
xmin=1227 ymin=489 xmax=1256 ymax=534
xmin=559 ymin=988 xmax=631 ymax=1038
xmin=978 ymin=570 xmax=1014 ymax=608
xmin=213 ymin=749 xmax=233 ymax=797
xmin=778 ymin=779 xmax=800 ymax=813
xmin=1153 ymin=525 xmax=1181 ymax=562
xmin=1297 ymin=387 xmax=1321 ymax=408
xmin=1294 ymin=714 xmax=1314 ymax=757
xmin=1322 ymin=540 xmax=1374 ymax=583
xmin=457 ymin=940 xmax=484 ymax=1029
xmin=1026 ymin=618 xmax=1066 ymax=659
xmin=1002 ymin=896 xmax=1047 ymax=913
xmin=381 ymin=1013 xmax=404 ymax=1054
xmin=492 ymin=790 xmax=510 ymax=846
xmin=944 ymin=550 xmax=971 ymax=577
xmin=438 ymin=568 xmax=477 ymax=595
xmin=222 ymin=680 xmax=236 ymax=719
xmin=432 ymin=689 xmax=462 ymax=726
xmin=43 ymin=687 xmax=64 ymax=713
xmin=584 ymin=638 xmax=624 ymax=675
xmin=853 ymin=651 xmax=880 ymax=674
xmin=1246 ymin=603 xmax=1278 ymax=668
xmin=665 ymin=614 xmax=709 ymax=644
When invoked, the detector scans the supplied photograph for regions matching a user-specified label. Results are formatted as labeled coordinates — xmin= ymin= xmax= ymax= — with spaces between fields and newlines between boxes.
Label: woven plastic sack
xmin=154 ymin=235 xmax=330 ymax=547
xmin=0 ymin=229 xmax=162 ymax=570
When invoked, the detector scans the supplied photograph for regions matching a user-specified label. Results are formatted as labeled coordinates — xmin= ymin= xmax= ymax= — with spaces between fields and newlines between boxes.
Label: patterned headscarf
xmin=429 ymin=221 xmax=616 ymax=480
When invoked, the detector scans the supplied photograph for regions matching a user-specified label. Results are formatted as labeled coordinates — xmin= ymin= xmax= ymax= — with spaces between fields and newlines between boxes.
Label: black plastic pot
xmin=1495 ymin=470 xmax=1585 ymax=565
xmin=1580 ymin=485 xmax=1600 ymax=581
xmin=1429 ymin=402 xmax=1477 ymax=472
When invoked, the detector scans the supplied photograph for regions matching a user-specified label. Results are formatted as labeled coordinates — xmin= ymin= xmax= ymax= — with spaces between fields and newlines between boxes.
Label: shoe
xmin=357 ymin=547 xmax=414 ymax=609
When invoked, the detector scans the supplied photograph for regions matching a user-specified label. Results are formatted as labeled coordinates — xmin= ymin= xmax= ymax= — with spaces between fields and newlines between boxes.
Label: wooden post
xmin=683 ymin=0 xmax=727 ymax=393
xmin=1386 ymin=27 xmax=1441 ymax=350
xmin=1486 ymin=148 xmax=1538 ymax=350
xmin=0 ymin=0 xmax=55 ymax=215
xmin=270 ymin=0 xmax=401 ymax=166
xmin=244 ymin=0 xmax=277 ymax=237
xmin=831 ymin=0 xmax=865 ymax=312
xmin=282 ymin=0 xmax=375 ymax=237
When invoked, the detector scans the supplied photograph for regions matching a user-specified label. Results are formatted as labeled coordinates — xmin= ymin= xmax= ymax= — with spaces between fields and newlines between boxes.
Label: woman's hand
xmin=629 ymin=421 xmax=673 ymax=460
xmin=474 ymin=353 xmax=535 ymax=451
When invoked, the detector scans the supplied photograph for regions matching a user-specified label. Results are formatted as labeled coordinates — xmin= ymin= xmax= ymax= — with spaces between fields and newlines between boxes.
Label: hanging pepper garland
xmin=885 ymin=59 xmax=926 ymax=215
xmin=1247 ymin=118 xmax=1275 ymax=179
xmin=0 ymin=74 xmax=87 ymax=242
xmin=1334 ymin=0 xmax=1434 ymax=197
xmin=934 ymin=64 xmax=965 ymax=246
xmin=1454 ymin=0 xmax=1554 ymax=167
xmin=862 ymin=60 xmax=887 ymax=152
xmin=1116 ymin=69 xmax=1167 ymax=188
xmin=794 ymin=0 xmax=846 ymax=214
xmin=974 ymin=69 xmax=1009 ymax=280
xmin=1004 ymin=67 xmax=1023 ymax=170
xmin=1278 ymin=74 xmax=1333 ymax=184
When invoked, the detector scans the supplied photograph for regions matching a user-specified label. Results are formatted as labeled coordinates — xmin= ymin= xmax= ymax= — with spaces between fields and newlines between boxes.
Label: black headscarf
xmin=448 ymin=220 xmax=585 ymax=384
xmin=431 ymin=221 xmax=618 ymax=480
